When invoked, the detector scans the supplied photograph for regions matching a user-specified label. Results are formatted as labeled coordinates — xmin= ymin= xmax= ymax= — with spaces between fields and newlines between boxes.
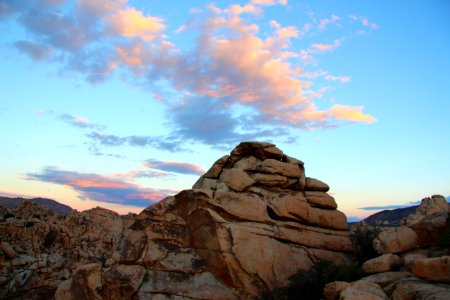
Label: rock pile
xmin=325 ymin=194 xmax=450 ymax=300
xmin=0 ymin=201 xmax=136 ymax=299
xmin=55 ymin=141 xmax=352 ymax=299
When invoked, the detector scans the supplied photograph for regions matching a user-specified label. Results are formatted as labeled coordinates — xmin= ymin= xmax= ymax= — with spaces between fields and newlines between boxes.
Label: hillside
xmin=0 ymin=196 xmax=72 ymax=216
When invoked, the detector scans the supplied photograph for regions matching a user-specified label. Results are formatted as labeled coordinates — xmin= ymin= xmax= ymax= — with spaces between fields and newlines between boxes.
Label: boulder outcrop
xmin=55 ymin=141 xmax=351 ymax=299
xmin=0 ymin=201 xmax=136 ymax=299
xmin=327 ymin=194 xmax=450 ymax=300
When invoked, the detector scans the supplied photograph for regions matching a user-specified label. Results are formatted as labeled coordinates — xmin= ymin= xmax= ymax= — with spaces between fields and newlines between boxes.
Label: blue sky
xmin=0 ymin=0 xmax=449 ymax=219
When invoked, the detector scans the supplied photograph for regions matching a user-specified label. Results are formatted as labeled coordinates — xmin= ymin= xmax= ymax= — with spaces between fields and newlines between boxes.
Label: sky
xmin=0 ymin=0 xmax=449 ymax=221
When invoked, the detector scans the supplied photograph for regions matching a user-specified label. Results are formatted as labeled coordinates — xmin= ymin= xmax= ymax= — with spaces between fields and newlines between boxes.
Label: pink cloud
xmin=311 ymin=39 xmax=342 ymax=52
xmin=105 ymin=7 xmax=165 ymax=42
xmin=329 ymin=104 xmax=377 ymax=123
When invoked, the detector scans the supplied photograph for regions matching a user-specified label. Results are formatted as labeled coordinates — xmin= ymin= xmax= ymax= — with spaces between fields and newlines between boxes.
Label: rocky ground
xmin=0 ymin=201 xmax=136 ymax=299
xmin=0 ymin=141 xmax=449 ymax=299
xmin=324 ymin=195 xmax=450 ymax=300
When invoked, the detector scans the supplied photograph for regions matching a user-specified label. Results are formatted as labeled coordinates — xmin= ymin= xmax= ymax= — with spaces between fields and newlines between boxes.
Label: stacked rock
xmin=71 ymin=141 xmax=352 ymax=300
xmin=193 ymin=141 xmax=347 ymax=230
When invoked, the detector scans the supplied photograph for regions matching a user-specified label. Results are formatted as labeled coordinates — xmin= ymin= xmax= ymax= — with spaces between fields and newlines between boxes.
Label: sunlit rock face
xmin=56 ymin=141 xmax=350 ymax=300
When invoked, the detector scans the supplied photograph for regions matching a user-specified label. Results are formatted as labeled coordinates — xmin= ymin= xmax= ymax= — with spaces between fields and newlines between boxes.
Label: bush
xmin=43 ymin=229 xmax=58 ymax=248
xmin=437 ymin=213 xmax=450 ymax=248
xmin=267 ymin=261 xmax=365 ymax=300
xmin=350 ymin=226 xmax=381 ymax=264
xmin=4 ymin=212 xmax=15 ymax=219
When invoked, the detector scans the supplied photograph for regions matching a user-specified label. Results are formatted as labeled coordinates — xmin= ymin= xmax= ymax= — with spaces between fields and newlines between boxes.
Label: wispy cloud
xmin=143 ymin=159 xmax=205 ymax=175
xmin=86 ymin=131 xmax=186 ymax=152
xmin=60 ymin=114 xmax=104 ymax=129
xmin=349 ymin=15 xmax=379 ymax=35
xmin=14 ymin=40 xmax=52 ymax=61
xmin=2 ymin=0 xmax=378 ymax=149
xmin=359 ymin=200 xmax=421 ymax=210
xmin=318 ymin=14 xmax=340 ymax=30
xmin=26 ymin=167 xmax=175 ymax=207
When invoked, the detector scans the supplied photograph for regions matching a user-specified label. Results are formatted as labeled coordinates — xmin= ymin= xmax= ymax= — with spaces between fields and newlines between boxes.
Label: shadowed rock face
xmin=53 ymin=142 xmax=352 ymax=299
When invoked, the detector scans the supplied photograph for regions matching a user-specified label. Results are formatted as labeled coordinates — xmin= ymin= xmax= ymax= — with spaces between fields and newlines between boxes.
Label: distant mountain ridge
xmin=361 ymin=196 xmax=450 ymax=226
xmin=0 ymin=196 xmax=72 ymax=216
xmin=363 ymin=205 xmax=418 ymax=226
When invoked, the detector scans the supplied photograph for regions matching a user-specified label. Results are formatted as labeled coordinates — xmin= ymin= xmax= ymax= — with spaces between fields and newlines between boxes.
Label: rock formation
xmin=325 ymin=194 xmax=450 ymax=300
xmin=55 ymin=141 xmax=352 ymax=299
xmin=0 ymin=201 xmax=136 ymax=299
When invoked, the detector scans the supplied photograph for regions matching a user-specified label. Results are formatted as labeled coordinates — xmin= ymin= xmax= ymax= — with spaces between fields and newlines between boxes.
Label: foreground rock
xmin=327 ymin=195 xmax=450 ymax=300
xmin=54 ymin=141 xmax=352 ymax=299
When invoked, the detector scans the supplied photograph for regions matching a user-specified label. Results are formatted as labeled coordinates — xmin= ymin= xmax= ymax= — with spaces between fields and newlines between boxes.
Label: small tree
xmin=350 ymin=225 xmax=380 ymax=264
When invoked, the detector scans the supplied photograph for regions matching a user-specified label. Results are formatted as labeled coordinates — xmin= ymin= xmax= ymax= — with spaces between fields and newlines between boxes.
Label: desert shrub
xmin=266 ymin=261 xmax=365 ymax=300
xmin=4 ymin=212 xmax=14 ymax=219
xmin=350 ymin=226 xmax=380 ymax=263
xmin=25 ymin=221 xmax=34 ymax=228
xmin=438 ymin=213 xmax=450 ymax=248
xmin=43 ymin=229 xmax=58 ymax=248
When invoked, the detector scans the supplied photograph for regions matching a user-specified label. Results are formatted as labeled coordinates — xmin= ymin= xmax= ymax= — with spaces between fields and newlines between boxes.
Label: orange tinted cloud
xmin=106 ymin=7 xmax=165 ymax=42
xmin=329 ymin=104 xmax=377 ymax=123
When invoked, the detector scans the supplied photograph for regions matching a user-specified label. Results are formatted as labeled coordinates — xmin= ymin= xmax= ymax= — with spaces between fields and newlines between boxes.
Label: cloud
xmin=105 ymin=7 xmax=165 ymax=42
xmin=14 ymin=40 xmax=52 ymax=60
xmin=143 ymin=159 xmax=205 ymax=175
xmin=318 ymin=14 xmax=340 ymax=30
xmin=359 ymin=204 xmax=418 ymax=211
xmin=86 ymin=131 xmax=186 ymax=152
xmin=26 ymin=167 xmax=175 ymax=207
xmin=328 ymin=104 xmax=377 ymax=123
xmin=60 ymin=113 xmax=105 ymax=129
xmin=349 ymin=15 xmax=379 ymax=30
xmin=311 ymin=39 xmax=342 ymax=52
xmin=4 ymin=1 xmax=377 ymax=149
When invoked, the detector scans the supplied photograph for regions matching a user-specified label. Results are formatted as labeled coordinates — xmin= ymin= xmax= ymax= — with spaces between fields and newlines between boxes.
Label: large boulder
xmin=362 ymin=254 xmax=403 ymax=274
xmin=408 ymin=256 xmax=450 ymax=284
xmin=94 ymin=142 xmax=352 ymax=299
xmin=373 ymin=226 xmax=418 ymax=254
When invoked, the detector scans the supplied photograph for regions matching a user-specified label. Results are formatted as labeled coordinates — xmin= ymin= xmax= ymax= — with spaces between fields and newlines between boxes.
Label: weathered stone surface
xmin=253 ymin=173 xmax=288 ymax=187
xmin=340 ymin=280 xmax=389 ymax=300
xmin=0 ymin=202 xmax=136 ymax=300
xmin=101 ymin=264 xmax=146 ymax=300
xmin=408 ymin=256 xmax=450 ymax=284
xmin=120 ymin=230 xmax=147 ymax=263
xmin=408 ymin=212 xmax=449 ymax=247
xmin=137 ymin=271 xmax=238 ymax=300
xmin=0 ymin=241 xmax=16 ymax=258
xmin=305 ymin=191 xmax=337 ymax=209
xmin=256 ymin=159 xmax=302 ymax=177
xmin=363 ymin=271 xmax=413 ymax=288
xmin=55 ymin=263 xmax=102 ymax=300
xmin=373 ymin=226 xmax=418 ymax=254
xmin=323 ymin=281 xmax=350 ymax=300
xmin=305 ymin=177 xmax=330 ymax=192
xmin=233 ymin=155 xmax=260 ymax=171
xmin=388 ymin=277 xmax=450 ymax=300
xmin=403 ymin=195 xmax=449 ymax=227
xmin=204 ymin=155 xmax=229 ymax=178
xmin=309 ymin=207 xmax=348 ymax=230
xmin=362 ymin=254 xmax=403 ymax=274
xmin=220 ymin=168 xmax=255 ymax=192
